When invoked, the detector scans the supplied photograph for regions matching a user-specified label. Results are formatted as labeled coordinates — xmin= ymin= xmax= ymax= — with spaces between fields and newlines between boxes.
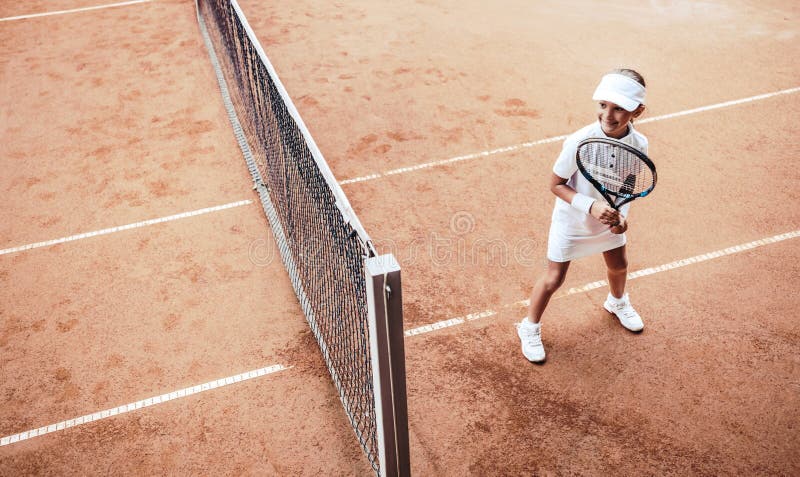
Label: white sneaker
xmin=603 ymin=293 xmax=644 ymax=332
xmin=517 ymin=319 xmax=546 ymax=363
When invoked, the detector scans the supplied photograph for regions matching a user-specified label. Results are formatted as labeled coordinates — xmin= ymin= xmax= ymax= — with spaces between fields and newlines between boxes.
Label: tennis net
xmin=194 ymin=1 xmax=409 ymax=475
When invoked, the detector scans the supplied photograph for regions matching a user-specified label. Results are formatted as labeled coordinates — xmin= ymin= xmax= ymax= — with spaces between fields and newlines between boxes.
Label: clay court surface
xmin=1 ymin=0 xmax=799 ymax=475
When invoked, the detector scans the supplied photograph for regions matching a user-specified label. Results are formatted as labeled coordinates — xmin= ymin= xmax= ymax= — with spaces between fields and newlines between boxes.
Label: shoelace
xmin=520 ymin=326 xmax=542 ymax=346
xmin=613 ymin=301 xmax=638 ymax=320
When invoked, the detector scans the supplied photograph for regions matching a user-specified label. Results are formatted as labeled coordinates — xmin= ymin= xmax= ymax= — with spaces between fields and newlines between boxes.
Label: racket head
xmin=575 ymin=137 xmax=657 ymax=208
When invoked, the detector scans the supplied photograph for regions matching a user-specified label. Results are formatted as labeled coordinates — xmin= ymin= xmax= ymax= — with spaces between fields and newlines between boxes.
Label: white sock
xmin=608 ymin=293 xmax=628 ymax=304
xmin=522 ymin=317 xmax=540 ymax=328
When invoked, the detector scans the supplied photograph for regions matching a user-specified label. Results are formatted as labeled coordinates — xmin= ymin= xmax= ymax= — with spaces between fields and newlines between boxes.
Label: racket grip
xmin=570 ymin=193 xmax=595 ymax=214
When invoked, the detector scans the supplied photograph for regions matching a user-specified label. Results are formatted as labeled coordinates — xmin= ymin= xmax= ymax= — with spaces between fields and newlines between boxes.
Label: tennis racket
xmin=575 ymin=137 xmax=656 ymax=211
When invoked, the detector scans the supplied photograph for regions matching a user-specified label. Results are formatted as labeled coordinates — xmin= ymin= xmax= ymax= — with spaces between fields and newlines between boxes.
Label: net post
xmin=365 ymin=254 xmax=410 ymax=477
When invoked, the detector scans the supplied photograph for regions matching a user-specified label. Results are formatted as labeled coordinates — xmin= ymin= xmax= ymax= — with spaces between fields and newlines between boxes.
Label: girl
xmin=517 ymin=69 xmax=648 ymax=363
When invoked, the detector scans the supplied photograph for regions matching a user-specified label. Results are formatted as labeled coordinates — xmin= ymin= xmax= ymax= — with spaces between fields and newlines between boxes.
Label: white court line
xmin=3 ymin=231 xmax=797 ymax=447
xmin=638 ymin=87 xmax=800 ymax=124
xmin=340 ymin=86 xmax=800 ymax=185
xmin=0 ymin=0 xmax=152 ymax=22
xmin=0 ymin=364 xmax=290 ymax=447
xmin=0 ymin=200 xmax=252 ymax=256
xmin=404 ymin=230 xmax=800 ymax=337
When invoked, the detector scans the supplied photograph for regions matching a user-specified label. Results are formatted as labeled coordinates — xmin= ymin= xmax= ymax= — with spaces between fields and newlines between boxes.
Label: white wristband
xmin=570 ymin=193 xmax=595 ymax=214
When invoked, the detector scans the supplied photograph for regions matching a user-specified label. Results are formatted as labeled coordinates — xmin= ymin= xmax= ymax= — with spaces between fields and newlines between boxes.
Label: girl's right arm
xmin=549 ymin=173 xmax=619 ymax=226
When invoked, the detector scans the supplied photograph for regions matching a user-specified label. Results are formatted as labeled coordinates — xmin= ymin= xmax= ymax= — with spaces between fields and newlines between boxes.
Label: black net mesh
xmin=196 ymin=0 xmax=380 ymax=472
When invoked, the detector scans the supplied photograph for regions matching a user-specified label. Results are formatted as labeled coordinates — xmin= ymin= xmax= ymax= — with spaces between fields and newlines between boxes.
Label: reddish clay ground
xmin=1 ymin=0 xmax=798 ymax=475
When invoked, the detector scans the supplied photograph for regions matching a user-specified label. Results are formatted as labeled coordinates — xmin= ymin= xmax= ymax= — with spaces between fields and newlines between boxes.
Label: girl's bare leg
xmin=527 ymin=260 xmax=571 ymax=323
xmin=603 ymin=245 xmax=628 ymax=298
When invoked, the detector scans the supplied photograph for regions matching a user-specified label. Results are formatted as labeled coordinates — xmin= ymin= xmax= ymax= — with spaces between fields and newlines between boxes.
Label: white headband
xmin=592 ymin=73 xmax=645 ymax=112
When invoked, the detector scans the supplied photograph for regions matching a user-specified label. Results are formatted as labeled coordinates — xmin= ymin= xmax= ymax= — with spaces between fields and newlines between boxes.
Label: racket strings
xmin=578 ymin=143 xmax=653 ymax=197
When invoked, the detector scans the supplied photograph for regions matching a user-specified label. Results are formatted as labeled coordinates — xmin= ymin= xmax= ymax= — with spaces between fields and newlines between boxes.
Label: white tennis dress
xmin=547 ymin=121 xmax=648 ymax=262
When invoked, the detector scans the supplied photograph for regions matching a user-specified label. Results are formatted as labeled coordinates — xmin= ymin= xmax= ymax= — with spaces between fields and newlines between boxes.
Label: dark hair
xmin=610 ymin=68 xmax=646 ymax=88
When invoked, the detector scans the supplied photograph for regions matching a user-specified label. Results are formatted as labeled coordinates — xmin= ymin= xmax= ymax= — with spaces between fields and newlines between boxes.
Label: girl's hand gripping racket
xmin=575 ymin=138 xmax=657 ymax=216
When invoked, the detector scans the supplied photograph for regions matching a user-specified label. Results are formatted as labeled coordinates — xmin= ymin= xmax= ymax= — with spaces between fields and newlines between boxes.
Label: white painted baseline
xmin=0 ymin=0 xmax=152 ymax=22
xmin=0 ymin=200 xmax=252 ymax=256
xmin=0 ymin=364 xmax=290 ymax=447
xmin=340 ymin=86 xmax=800 ymax=185
xmin=404 ymin=230 xmax=800 ymax=337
